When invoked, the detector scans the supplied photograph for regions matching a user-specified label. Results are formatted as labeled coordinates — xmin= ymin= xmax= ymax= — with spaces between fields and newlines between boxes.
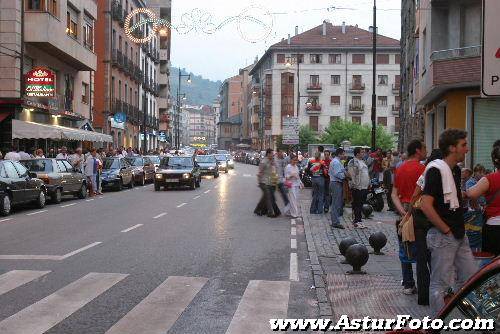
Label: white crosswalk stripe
xmin=0 ymin=270 xmax=50 ymax=296
xmin=0 ymin=272 xmax=127 ymax=334
xmin=105 ymin=276 xmax=208 ymax=334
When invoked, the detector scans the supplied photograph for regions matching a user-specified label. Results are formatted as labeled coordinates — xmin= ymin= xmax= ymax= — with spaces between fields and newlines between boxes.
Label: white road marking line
xmin=105 ymin=276 xmax=208 ymax=334
xmin=177 ymin=203 xmax=187 ymax=208
xmin=120 ymin=224 xmax=143 ymax=233
xmin=0 ymin=218 xmax=12 ymax=223
xmin=153 ymin=212 xmax=167 ymax=219
xmin=291 ymin=239 xmax=297 ymax=250
xmin=59 ymin=242 xmax=102 ymax=259
xmin=60 ymin=203 xmax=76 ymax=208
xmin=243 ymin=174 xmax=252 ymax=177
xmin=193 ymin=196 xmax=200 ymax=199
xmin=0 ymin=270 xmax=51 ymax=296
xmin=26 ymin=210 xmax=47 ymax=216
xmin=123 ymin=190 xmax=130 ymax=193
xmin=0 ymin=242 xmax=103 ymax=261
xmin=289 ymin=253 xmax=299 ymax=281
xmin=225 ymin=280 xmax=290 ymax=334
xmin=85 ymin=199 xmax=95 ymax=202
xmin=204 ymin=190 xmax=210 ymax=194
xmin=291 ymin=227 xmax=296 ymax=236
xmin=0 ymin=272 xmax=127 ymax=334
xmin=291 ymin=218 xmax=296 ymax=226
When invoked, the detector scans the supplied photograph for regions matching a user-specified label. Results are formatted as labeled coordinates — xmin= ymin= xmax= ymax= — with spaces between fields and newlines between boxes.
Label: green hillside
xmin=170 ymin=67 xmax=222 ymax=106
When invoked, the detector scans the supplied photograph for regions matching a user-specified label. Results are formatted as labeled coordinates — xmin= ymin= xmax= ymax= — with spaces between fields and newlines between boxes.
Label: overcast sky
xmin=171 ymin=0 xmax=401 ymax=81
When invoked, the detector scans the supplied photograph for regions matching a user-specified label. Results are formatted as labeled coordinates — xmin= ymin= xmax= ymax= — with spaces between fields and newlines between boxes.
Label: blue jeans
xmin=310 ymin=176 xmax=325 ymax=214
xmin=401 ymin=262 xmax=415 ymax=289
xmin=330 ymin=181 xmax=344 ymax=225
xmin=426 ymin=228 xmax=478 ymax=316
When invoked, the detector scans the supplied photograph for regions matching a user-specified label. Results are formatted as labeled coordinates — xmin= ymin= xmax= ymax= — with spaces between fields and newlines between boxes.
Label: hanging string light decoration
xmin=124 ymin=5 xmax=274 ymax=44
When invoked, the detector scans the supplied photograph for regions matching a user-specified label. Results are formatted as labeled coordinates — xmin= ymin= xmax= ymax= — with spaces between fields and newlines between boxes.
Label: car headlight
xmin=182 ymin=173 xmax=191 ymax=179
xmin=155 ymin=174 xmax=163 ymax=179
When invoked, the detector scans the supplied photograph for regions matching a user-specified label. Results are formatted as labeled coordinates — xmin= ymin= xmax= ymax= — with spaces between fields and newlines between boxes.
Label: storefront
xmin=470 ymin=98 xmax=500 ymax=171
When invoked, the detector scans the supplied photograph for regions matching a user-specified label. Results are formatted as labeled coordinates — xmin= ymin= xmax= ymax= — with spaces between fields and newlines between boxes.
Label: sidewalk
xmin=299 ymin=190 xmax=430 ymax=320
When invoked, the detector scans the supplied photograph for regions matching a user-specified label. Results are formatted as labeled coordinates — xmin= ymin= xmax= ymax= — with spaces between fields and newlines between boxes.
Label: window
xmin=47 ymin=0 xmax=57 ymax=16
xmin=395 ymin=54 xmax=401 ymax=64
xmin=82 ymin=82 xmax=89 ymax=104
xmin=56 ymin=160 xmax=67 ymax=172
xmin=377 ymin=117 xmax=387 ymax=126
xmin=4 ymin=161 xmax=20 ymax=178
xmin=395 ymin=75 xmax=401 ymax=86
xmin=377 ymin=96 xmax=388 ymax=106
xmin=66 ymin=10 xmax=77 ymax=38
xmin=310 ymin=54 xmax=322 ymax=64
xmin=331 ymin=75 xmax=340 ymax=85
xmin=309 ymin=116 xmax=319 ymax=131
xmin=330 ymin=96 xmax=340 ymax=105
xmin=378 ymin=75 xmax=388 ymax=85
xmin=329 ymin=54 xmax=341 ymax=64
xmin=376 ymin=54 xmax=389 ymax=64
xmin=83 ymin=17 xmax=94 ymax=51
xmin=26 ymin=0 xmax=44 ymax=11
xmin=352 ymin=54 xmax=365 ymax=64
xmin=352 ymin=116 xmax=361 ymax=124
xmin=352 ymin=75 xmax=362 ymax=87
xmin=395 ymin=116 xmax=400 ymax=131
xmin=310 ymin=75 xmax=319 ymax=85
xmin=277 ymin=54 xmax=285 ymax=63
xmin=330 ymin=116 xmax=340 ymax=124
xmin=395 ymin=96 xmax=401 ymax=107
xmin=352 ymin=96 xmax=362 ymax=107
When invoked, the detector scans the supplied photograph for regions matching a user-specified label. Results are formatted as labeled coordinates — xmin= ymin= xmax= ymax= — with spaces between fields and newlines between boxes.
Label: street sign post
xmin=481 ymin=0 xmax=500 ymax=97
xmin=282 ymin=117 xmax=299 ymax=145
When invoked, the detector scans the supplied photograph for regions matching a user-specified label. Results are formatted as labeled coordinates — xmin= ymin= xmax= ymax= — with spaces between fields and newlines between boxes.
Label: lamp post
xmin=176 ymin=68 xmax=191 ymax=148
xmin=371 ymin=0 xmax=377 ymax=149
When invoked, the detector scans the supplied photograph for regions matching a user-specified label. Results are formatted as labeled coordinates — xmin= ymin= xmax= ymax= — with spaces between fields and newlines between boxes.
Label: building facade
xmin=217 ymin=75 xmax=243 ymax=149
xmin=186 ymin=105 xmax=216 ymax=148
xmin=413 ymin=0 xmax=499 ymax=170
xmin=249 ymin=21 xmax=401 ymax=149
xmin=94 ymin=0 xmax=160 ymax=151
xmin=0 ymin=0 xmax=111 ymax=153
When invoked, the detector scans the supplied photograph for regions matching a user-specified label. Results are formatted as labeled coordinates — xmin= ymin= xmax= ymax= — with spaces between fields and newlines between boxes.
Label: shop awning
xmin=12 ymin=119 xmax=113 ymax=143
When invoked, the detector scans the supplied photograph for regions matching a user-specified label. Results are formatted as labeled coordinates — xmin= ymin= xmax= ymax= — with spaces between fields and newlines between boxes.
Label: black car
xmin=21 ymin=158 xmax=87 ymax=203
xmin=195 ymin=155 xmax=219 ymax=177
xmin=154 ymin=156 xmax=201 ymax=191
xmin=101 ymin=158 xmax=134 ymax=191
xmin=0 ymin=160 xmax=47 ymax=216
xmin=125 ymin=156 xmax=156 ymax=186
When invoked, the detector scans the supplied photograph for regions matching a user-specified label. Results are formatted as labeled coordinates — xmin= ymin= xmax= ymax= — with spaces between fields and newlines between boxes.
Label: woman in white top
xmin=285 ymin=155 xmax=303 ymax=218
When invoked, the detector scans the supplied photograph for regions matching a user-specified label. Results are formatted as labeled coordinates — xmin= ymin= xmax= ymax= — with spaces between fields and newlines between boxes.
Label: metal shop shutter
xmin=473 ymin=99 xmax=500 ymax=170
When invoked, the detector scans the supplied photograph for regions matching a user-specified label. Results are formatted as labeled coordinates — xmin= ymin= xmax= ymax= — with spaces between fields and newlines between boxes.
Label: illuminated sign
xmin=25 ymin=67 xmax=55 ymax=97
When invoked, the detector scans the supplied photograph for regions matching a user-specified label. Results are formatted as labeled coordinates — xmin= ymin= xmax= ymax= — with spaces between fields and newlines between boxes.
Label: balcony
xmin=349 ymin=104 xmax=365 ymax=114
xmin=112 ymin=1 xmax=123 ymax=23
xmin=417 ymin=45 xmax=481 ymax=105
xmin=391 ymin=104 xmax=400 ymax=115
xmin=306 ymin=104 xmax=322 ymax=114
xmin=306 ymin=83 xmax=322 ymax=92
xmin=349 ymin=83 xmax=366 ymax=93
xmin=392 ymin=84 xmax=400 ymax=95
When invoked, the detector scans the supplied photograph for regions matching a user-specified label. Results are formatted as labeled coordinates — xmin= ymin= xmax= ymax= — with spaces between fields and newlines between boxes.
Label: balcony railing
xmin=306 ymin=104 xmax=322 ymax=113
xmin=430 ymin=45 xmax=481 ymax=62
xmin=349 ymin=83 xmax=366 ymax=92
xmin=349 ymin=104 xmax=365 ymax=113
xmin=306 ymin=83 xmax=322 ymax=91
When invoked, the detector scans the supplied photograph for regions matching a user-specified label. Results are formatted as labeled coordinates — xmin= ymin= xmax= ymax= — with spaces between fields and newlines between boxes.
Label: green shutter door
xmin=473 ymin=99 xmax=500 ymax=170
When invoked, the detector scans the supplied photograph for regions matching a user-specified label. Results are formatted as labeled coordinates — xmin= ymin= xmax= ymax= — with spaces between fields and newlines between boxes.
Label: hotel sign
xmin=25 ymin=67 xmax=56 ymax=97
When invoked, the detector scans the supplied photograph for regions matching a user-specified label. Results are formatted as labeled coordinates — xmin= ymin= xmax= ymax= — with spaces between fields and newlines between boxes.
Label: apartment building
xmin=187 ymin=105 xmax=216 ymax=148
xmin=414 ymin=0 xmax=500 ymax=169
xmin=94 ymin=0 xmax=160 ymax=151
xmin=0 ymin=0 xmax=111 ymax=151
xmin=249 ymin=21 xmax=401 ymax=149
xmin=217 ymin=75 xmax=243 ymax=149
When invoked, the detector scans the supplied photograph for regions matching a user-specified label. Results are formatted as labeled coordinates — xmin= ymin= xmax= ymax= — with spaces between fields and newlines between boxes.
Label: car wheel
xmin=77 ymin=183 xmax=87 ymax=199
xmin=154 ymin=183 xmax=160 ymax=191
xmin=116 ymin=179 xmax=123 ymax=191
xmin=128 ymin=178 xmax=135 ymax=189
xmin=36 ymin=190 xmax=46 ymax=209
xmin=0 ymin=195 xmax=11 ymax=216
xmin=52 ymin=188 xmax=62 ymax=204
xmin=214 ymin=173 xmax=219 ymax=178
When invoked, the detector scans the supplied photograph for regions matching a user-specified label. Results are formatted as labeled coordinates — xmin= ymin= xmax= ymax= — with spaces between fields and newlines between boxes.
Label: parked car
xmin=101 ymin=158 xmax=134 ymax=191
xmin=125 ymin=156 xmax=155 ymax=186
xmin=20 ymin=158 xmax=87 ymax=203
xmin=144 ymin=155 xmax=161 ymax=171
xmin=195 ymin=155 xmax=219 ymax=178
xmin=214 ymin=154 xmax=229 ymax=173
xmin=154 ymin=156 xmax=201 ymax=191
xmin=0 ymin=160 xmax=47 ymax=216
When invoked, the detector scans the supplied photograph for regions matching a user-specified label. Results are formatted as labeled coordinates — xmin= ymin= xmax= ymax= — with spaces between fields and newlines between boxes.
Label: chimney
xmin=287 ymin=34 xmax=291 ymax=44
xmin=322 ymin=20 xmax=327 ymax=36
xmin=342 ymin=21 xmax=346 ymax=34
xmin=295 ymin=25 xmax=299 ymax=36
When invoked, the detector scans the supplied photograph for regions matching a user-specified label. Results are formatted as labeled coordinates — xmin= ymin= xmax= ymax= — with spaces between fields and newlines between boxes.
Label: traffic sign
xmin=481 ymin=0 xmax=500 ymax=96
xmin=282 ymin=117 xmax=299 ymax=145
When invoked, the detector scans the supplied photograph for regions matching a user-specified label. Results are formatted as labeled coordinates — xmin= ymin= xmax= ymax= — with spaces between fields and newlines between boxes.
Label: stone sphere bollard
xmin=339 ymin=238 xmax=358 ymax=264
xmin=369 ymin=231 xmax=387 ymax=255
xmin=345 ymin=243 xmax=369 ymax=274
xmin=362 ymin=204 xmax=373 ymax=218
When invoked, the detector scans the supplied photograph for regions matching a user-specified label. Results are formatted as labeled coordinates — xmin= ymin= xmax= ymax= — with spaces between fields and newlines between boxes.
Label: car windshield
xmin=196 ymin=155 xmax=216 ymax=163
xmin=21 ymin=159 xmax=53 ymax=172
xmin=103 ymin=159 xmax=120 ymax=170
xmin=146 ymin=156 xmax=160 ymax=164
xmin=215 ymin=155 xmax=227 ymax=161
xmin=160 ymin=157 xmax=193 ymax=167
xmin=125 ymin=157 xmax=143 ymax=166
xmin=225 ymin=154 xmax=232 ymax=160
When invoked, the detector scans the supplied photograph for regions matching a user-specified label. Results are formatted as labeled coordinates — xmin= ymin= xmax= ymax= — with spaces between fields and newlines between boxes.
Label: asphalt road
xmin=0 ymin=163 xmax=317 ymax=334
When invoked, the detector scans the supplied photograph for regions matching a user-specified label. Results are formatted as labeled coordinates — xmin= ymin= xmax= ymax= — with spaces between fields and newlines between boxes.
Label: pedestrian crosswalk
xmin=0 ymin=270 xmax=291 ymax=334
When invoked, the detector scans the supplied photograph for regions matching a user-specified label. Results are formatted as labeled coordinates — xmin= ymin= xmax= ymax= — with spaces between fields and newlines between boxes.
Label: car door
xmin=62 ymin=160 xmax=80 ymax=192
xmin=5 ymin=161 xmax=28 ymax=202
xmin=55 ymin=160 xmax=71 ymax=194
xmin=120 ymin=159 xmax=132 ymax=184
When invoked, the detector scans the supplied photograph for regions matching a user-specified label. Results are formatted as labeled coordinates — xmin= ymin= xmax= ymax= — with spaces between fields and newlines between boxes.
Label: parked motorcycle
xmin=366 ymin=178 xmax=385 ymax=212
xmin=298 ymin=161 xmax=312 ymax=188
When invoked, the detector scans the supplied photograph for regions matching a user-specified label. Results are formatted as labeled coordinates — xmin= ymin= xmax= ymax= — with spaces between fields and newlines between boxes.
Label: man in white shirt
xmin=4 ymin=147 xmax=21 ymax=161
xmin=56 ymin=146 xmax=69 ymax=160
xmin=70 ymin=148 xmax=84 ymax=172
xmin=347 ymin=147 xmax=370 ymax=228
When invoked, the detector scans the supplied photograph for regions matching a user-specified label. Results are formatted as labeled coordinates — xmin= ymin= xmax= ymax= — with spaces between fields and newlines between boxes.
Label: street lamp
xmin=176 ymin=69 xmax=191 ymax=148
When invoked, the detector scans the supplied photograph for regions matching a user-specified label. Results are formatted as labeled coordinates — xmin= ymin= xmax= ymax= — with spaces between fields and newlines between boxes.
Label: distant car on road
xmin=20 ymin=158 xmax=87 ymax=202
xmin=195 ymin=155 xmax=219 ymax=178
xmin=0 ymin=160 xmax=46 ymax=216
xmin=154 ymin=156 xmax=201 ymax=191
xmin=214 ymin=154 xmax=229 ymax=173
xmin=101 ymin=158 xmax=134 ymax=191
xmin=225 ymin=154 xmax=234 ymax=169
xmin=125 ymin=156 xmax=156 ymax=186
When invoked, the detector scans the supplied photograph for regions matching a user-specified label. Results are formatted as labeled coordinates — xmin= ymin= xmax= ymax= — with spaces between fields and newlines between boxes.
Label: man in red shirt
xmin=391 ymin=139 xmax=427 ymax=295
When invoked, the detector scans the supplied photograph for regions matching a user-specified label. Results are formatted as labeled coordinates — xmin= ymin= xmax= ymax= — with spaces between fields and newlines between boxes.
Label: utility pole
xmin=371 ymin=0 xmax=377 ymax=149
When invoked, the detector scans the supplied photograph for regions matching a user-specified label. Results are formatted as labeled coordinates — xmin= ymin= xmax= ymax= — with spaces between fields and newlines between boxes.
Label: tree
xmin=320 ymin=120 xmax=395 ymax=150
xmin=299 ymin=126 xmax=318 ymax=151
